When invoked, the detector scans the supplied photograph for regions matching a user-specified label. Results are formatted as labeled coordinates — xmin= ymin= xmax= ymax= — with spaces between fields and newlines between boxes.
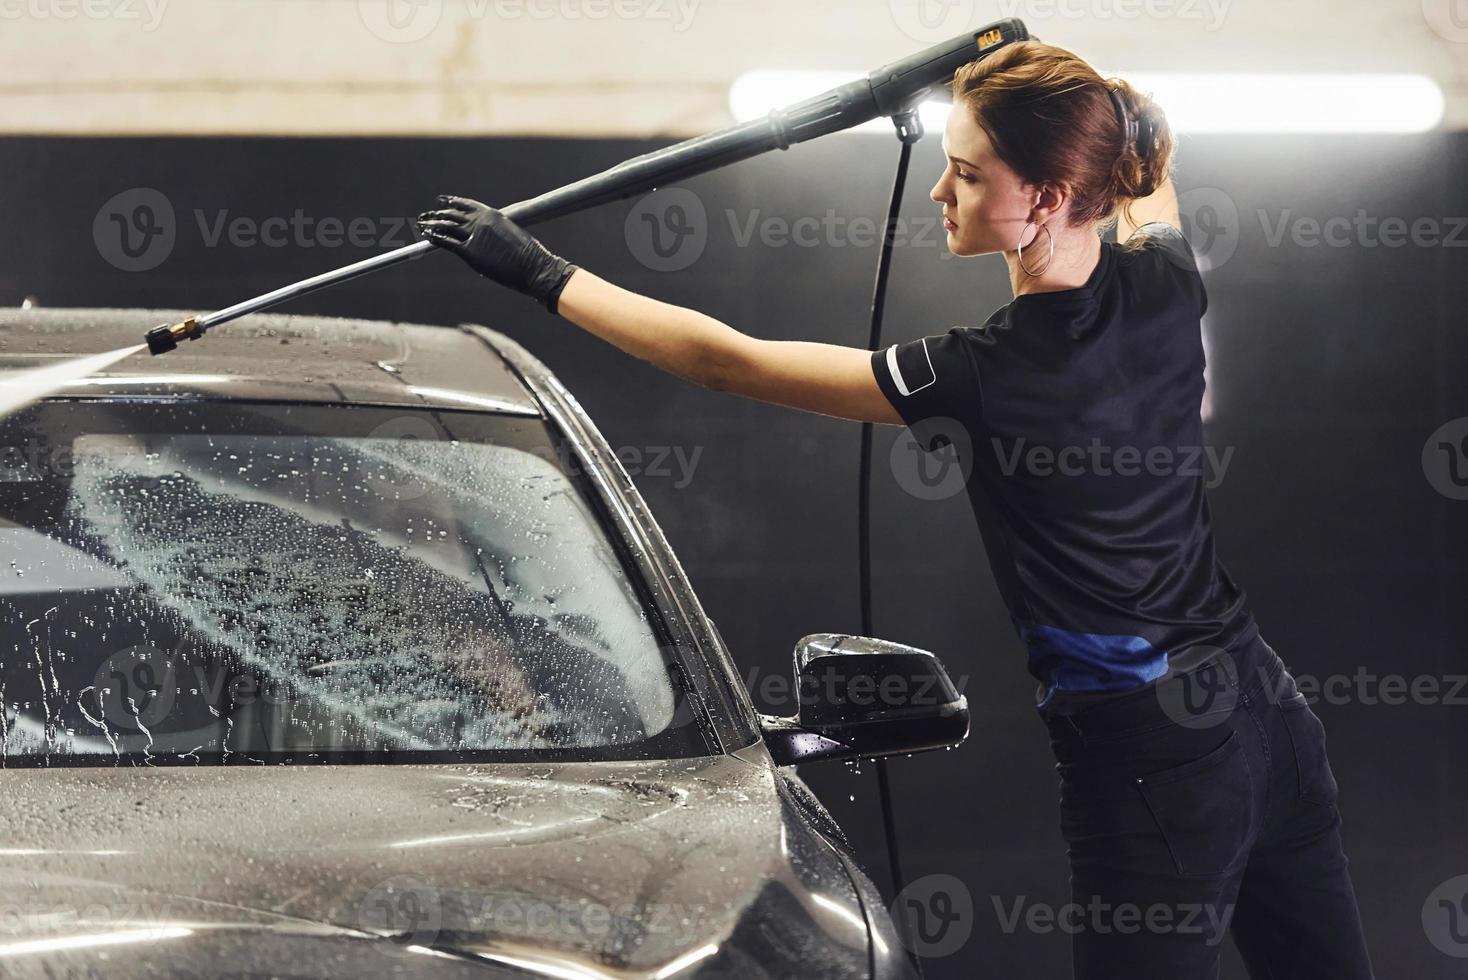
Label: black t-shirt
xmin=871 ymin=223 xmax=1255 ymax=714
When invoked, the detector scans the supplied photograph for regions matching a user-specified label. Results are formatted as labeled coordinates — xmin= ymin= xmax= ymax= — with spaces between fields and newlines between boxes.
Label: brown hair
xmin=950 ymin=40 xmax=1174 ymax=232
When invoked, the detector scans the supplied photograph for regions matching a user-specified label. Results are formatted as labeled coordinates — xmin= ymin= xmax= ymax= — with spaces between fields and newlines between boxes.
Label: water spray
xmin=144 ymin=19 xmax=1028 ymax=355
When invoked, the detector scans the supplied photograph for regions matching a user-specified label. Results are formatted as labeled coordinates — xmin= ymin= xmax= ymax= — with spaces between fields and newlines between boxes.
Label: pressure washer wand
xmin=145 ymin=18 xmax=1027 ymax=354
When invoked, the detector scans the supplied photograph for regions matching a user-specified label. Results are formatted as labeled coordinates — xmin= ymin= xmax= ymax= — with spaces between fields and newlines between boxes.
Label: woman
xmin=418 ymin=40 xmax=1374 ymax=980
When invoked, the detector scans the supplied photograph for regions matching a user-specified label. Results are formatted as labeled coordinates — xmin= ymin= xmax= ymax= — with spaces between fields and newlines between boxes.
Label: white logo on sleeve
xmin=885 ymin=338 xmax=936 ymax=396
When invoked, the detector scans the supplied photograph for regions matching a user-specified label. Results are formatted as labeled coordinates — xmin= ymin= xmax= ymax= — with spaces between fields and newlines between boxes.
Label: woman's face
xmin=930 ymin=105 xmax=1037 ymax=257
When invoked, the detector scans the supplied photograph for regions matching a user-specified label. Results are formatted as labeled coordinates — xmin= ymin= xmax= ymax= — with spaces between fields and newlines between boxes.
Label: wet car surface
xmin=0 ymin=308 xmax=923 ymax=979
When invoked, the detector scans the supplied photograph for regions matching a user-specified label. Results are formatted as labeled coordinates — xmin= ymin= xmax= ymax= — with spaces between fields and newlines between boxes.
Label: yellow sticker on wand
xmin=977 ymin=28 xmax=1003 ymax=50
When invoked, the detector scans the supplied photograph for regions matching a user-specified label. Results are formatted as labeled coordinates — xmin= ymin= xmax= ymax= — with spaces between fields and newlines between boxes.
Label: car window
xmin=0 ymin=401 xmax=712 ymax=766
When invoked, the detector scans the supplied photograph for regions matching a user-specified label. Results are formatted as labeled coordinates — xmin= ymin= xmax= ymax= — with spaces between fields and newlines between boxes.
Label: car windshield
xmin=0 ymin=399 xmax=711 ymax=766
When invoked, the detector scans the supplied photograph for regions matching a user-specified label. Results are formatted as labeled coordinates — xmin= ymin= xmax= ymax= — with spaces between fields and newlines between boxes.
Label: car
xmin=0 ymin=306 xmax=970 ymax=980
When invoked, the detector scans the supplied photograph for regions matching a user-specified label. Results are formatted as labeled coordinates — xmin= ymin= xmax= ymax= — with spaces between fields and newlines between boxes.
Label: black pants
xmin=1040 ymin=632 xmax=1375 ymax=979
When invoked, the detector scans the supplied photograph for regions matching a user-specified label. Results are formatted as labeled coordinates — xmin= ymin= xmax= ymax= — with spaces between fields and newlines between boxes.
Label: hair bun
xmin=1107 ymin=78 xmax=1173 ymax=202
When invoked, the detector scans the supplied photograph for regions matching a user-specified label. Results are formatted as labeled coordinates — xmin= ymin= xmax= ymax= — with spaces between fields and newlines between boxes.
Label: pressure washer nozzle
xmin=146 ymin=317 xmax=203 ymax=356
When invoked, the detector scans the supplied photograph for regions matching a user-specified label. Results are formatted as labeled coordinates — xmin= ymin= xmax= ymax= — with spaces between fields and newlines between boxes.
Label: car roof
xmin=0 ymin=307 xmax=541 ymax=415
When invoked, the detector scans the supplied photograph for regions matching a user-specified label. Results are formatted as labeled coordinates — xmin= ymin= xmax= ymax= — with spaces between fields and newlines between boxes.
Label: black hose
xmin=859 ymin=111 xmax=925 ymax=978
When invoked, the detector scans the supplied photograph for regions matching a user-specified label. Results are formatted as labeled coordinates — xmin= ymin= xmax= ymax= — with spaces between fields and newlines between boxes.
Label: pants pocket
xmin=1135 ymin=729 xmax=1254 ymax=877
xmin=1279 ymin=691 xmax=1340 ymax=806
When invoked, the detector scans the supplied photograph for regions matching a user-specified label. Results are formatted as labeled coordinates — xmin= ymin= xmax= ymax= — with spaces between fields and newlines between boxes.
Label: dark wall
xmin=2 ymin=130 xmax=1464 ymax=978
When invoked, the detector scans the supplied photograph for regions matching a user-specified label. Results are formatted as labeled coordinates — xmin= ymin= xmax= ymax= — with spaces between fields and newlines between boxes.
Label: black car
xmin=0 ymin=307 xmax=969 ymax=979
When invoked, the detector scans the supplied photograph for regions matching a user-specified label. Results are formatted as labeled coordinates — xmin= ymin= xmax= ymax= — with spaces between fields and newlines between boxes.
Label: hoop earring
xmin=1016 ymin=220 xmax=1054 ymax=277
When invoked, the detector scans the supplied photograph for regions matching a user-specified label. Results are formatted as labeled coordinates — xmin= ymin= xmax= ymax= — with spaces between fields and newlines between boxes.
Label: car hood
xmin=0 ymin=753 xmax=874 ymax=978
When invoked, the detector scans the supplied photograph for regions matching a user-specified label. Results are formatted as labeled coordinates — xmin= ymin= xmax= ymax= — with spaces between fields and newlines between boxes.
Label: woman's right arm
xmin=556 ymin=268 xmax=903 ymax=426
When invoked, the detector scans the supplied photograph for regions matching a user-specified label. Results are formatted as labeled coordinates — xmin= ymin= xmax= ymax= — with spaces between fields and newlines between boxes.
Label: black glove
xmin=416 ymin=195 xmax=578 ymax=314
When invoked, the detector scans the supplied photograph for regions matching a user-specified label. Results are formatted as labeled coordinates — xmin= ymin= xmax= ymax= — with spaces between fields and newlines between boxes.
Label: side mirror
xmin=758 ymin=633 xmax=969 ymax=767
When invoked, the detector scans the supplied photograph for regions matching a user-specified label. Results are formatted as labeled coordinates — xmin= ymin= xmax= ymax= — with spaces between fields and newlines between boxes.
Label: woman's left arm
xmin=558 ymin=269 xmax=901 ymax=423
